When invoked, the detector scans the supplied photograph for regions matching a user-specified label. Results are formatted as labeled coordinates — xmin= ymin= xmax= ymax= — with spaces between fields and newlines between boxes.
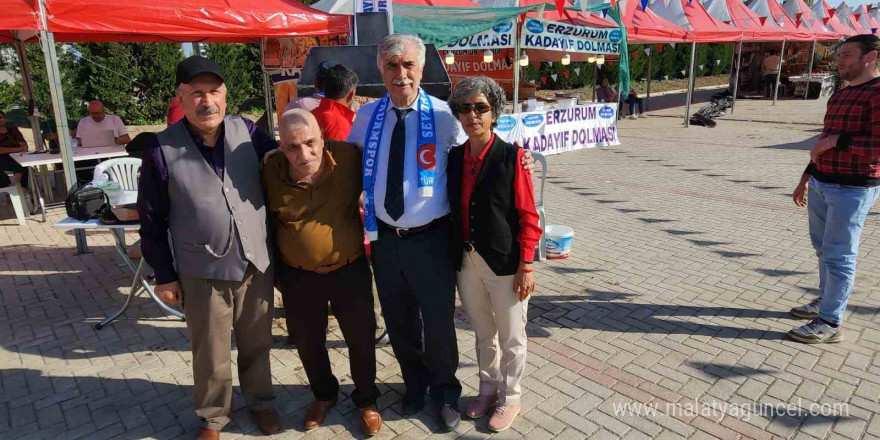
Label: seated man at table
xmin=74 ymin=100 xmax=131 ymax=183
xmin=595 ymin=78 xmax=618 ymax=104
xmin=75 ymin=100 xmax=131 ymax=147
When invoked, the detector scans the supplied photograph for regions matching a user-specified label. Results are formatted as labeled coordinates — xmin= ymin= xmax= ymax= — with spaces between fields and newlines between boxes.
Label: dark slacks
xmin=372 ymin=219 xmax=462 ymax=406
xmin=277 ymin=256 xmax=380 ymax=408
xmin=0 ymin=154 xmax=28 ymax=188
xmin=625 ymin=96 xmax=643 ymax=115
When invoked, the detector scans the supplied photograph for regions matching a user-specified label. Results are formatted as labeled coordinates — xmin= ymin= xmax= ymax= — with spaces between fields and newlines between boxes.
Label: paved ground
xmin=1 ymin=96 xmax=879 ymax=440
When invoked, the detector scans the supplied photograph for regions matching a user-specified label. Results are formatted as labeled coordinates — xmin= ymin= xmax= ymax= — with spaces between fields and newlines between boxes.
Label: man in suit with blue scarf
xmin=348 ymin=33 xmax=533 ymax=431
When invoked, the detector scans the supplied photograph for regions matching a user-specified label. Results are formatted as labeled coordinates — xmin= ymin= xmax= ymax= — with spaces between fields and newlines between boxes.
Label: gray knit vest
xmin=157 ymin=116 xmax=270 ymax=281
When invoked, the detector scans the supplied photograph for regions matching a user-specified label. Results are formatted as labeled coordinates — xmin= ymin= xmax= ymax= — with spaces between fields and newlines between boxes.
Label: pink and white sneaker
xmin=465 ymin=394 xmax=497 ymax=419
xmin=488 ymin=403 xmax=520 ymax=432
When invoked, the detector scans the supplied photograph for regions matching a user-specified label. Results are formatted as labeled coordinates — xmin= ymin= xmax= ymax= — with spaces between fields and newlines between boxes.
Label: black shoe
xmin=436 ymin=402 xmax=460 ymax=432
xmin=401 ymin=393 xmax=425 ymax=415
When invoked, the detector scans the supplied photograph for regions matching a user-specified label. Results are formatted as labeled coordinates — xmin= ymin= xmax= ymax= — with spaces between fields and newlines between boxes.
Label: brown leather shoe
xmin=304 ymin=398 xmax=337 ymax=430
xmin=252 ymin=407 xmax=282 ymax=435
xmin=359 ymin=405 xmax=382 ymax=436
xmin=195 ymin=428 xmax=220 ymax=440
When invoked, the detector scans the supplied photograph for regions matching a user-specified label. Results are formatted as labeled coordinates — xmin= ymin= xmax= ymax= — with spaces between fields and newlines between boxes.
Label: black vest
xmin=448 ymin=136 xmax=521 ymax=276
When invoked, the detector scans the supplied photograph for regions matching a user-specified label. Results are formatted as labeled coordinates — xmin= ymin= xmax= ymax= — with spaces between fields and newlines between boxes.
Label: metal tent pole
xmin=352 ymin=1 xmax=359 ymax=45
xmin=646 ymin=46 xmax=652 ymax=111
xmin=13 ymin=36 xmax=45 ymax=152
xmin=37 ymin=0 xmax=85 ymax=251
xmin=512 ymin=5 xmax=521 ymax=114
xmin=732 ymin=41 xmax=742 ymax=114
xmin=804 ymin=40 xmax=816 ymax=100
xmin=773 ymin=39 xmax=785 ymax=105
xmin=262 ymin=71 xmax=275 ymax=136
xmin=592 ymin=63 xmax=598 ymax=101
xmin=684 ymin=41 xmax=696 ymax=127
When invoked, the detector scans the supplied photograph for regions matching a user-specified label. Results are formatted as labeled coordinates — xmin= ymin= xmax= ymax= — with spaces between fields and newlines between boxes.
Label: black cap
xmin=176 ymin=56 xmax=225 ymax=86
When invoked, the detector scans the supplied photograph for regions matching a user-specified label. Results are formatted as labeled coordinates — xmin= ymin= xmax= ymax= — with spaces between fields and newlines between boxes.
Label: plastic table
xmin=54 ymin=215 xmax=185 ymax=329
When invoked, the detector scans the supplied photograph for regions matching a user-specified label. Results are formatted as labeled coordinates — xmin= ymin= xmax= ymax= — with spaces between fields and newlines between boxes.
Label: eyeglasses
xmin=456 ymin=102 xmax=492 ymax=115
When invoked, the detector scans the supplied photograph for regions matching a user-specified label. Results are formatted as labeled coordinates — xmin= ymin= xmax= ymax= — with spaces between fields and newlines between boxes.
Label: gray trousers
xmin=179 ymin=264 xmax=276 ymax=430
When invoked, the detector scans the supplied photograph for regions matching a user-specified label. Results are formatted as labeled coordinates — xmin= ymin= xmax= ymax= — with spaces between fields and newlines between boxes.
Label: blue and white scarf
xmin=362 ymin=88 xmax=437 ymax=241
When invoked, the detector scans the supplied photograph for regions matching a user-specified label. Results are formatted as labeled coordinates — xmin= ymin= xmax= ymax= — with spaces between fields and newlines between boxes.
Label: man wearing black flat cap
xmin=137 ymin=56 xmax=282 ymax=440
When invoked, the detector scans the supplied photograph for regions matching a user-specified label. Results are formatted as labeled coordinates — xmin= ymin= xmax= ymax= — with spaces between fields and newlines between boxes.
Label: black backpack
xmin=65 ymin=184 xmax=109 ymax=221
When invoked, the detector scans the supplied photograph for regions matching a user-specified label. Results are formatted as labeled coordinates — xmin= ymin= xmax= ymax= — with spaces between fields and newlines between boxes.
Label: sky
xmin=824 ymin=0 xmax=876 ymax=6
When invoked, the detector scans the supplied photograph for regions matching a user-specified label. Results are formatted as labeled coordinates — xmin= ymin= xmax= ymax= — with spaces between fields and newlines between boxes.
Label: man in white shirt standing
xmin=347 ymin=33 xmax=532 ymax=432
xmin=75 ymin=100 xmax=131 ymax=147
xmin=762 ymin=49 xmax=782 ymax=97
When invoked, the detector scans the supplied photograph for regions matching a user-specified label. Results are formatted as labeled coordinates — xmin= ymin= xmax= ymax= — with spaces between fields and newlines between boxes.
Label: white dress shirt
xmin=76 ymin=114 xmax=128 ymax=138
xmin=348 ymin=91 xmax=468 ymax=229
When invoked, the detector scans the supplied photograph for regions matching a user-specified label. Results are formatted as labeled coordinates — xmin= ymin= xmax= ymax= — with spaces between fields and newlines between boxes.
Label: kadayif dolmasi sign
xmin=441 ymin=20 xmax=516 ymax=50
xmin=520 ymin=17 xmax=622 ymax=54
xmin=494 ymin=103 xmax=620 ymax=155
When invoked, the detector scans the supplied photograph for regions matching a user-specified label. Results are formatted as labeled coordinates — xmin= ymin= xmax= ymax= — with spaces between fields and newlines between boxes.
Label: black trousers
xmin=0 ymin=154 xmax=27 ymax=188
xmin=277 ymin=256 xmax=379 ymax=408
xmin=76 ymin=159 xmax=99 ymax=185
xmin=372 ymin=218 xmax=462 ymax=406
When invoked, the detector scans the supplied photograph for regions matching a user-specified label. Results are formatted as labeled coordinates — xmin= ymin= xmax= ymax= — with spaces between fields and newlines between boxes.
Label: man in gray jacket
xmin=137 ymin=56 xmax=281 ymax=440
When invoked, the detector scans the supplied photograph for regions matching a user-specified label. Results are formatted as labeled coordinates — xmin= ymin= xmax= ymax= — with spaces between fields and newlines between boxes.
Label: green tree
xmin=14 ymin=43 xmax=85 ymax=120
xmin=72 ymin=42 xmax=182 ymax=124
xmin=204 ymin=43 xmax=264 ymax=115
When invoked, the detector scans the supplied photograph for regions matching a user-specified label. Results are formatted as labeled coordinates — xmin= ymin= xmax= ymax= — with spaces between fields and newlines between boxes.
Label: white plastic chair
xmin=532 ymin=152 xmax=547 ymax=261
xmin=93 ymin=157 xmax=142 ymax=191
xmin=1 ymin=173 xmax=27 ymax=225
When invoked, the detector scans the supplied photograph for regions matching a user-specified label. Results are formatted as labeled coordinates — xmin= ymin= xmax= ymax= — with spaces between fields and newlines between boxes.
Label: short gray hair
xmin=447 ymin=76 xmax=506 ymax=124
xmin=279 ymin=108 xmax=318 ymax=135
xmin=377 ymin=33 xmax=426 ymax=70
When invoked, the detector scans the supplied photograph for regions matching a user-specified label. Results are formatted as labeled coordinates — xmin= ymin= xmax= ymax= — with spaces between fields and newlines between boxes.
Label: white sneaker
xmin=788 ymin=319 xmax=842 ymax=344
xmin=627 ymin=115 xmax=638 ymax=120
xmin=790 ymin=298 xmax=820 ymax=319
xmin=638 ymin=113 xmax=648 ymax=118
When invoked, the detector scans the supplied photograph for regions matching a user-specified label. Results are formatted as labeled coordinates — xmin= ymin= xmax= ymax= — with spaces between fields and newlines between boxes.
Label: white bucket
xmin=545 ymin=225 xmax=574 ymax=259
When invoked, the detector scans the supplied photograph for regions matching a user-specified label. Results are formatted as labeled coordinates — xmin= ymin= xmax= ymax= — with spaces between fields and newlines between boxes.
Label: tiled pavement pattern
xmin=1 ymin=98 xmax=879 ymax=440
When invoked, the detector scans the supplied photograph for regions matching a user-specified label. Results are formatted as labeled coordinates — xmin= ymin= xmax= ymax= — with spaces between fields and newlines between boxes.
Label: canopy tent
xmin=4 ymin=0 xmax=352 ymax=250
xmin=871 ymin=7 xmax=880 ymax=33
xmin=812 ymin=0 xmax=858 ymax=36
xmin=681 ymin=0 xmax=743 ymax=42
xmin=0 ymin=0 xmax=39 ymax=43
xmin=42 ymin=0 xmax=351 ymax=43
xmin=621 ymin=0 xmax=688 ymax=43
xmin=781 ymin=0 xmax=839 ymax=41
xmin=704 ymin=0 xmax=786 ymax=41
xmin=647 ymin=0 xmax=739 ymax=126
xmin=834 ymin=1 xmax=871 ymax=35
xmin=852 ymin=4 xmax=880 ymax=33
xmin=747 ymin=0 xmax=814 ymax=40
xmin=646 ymin=0 xmax=691 ymax=30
